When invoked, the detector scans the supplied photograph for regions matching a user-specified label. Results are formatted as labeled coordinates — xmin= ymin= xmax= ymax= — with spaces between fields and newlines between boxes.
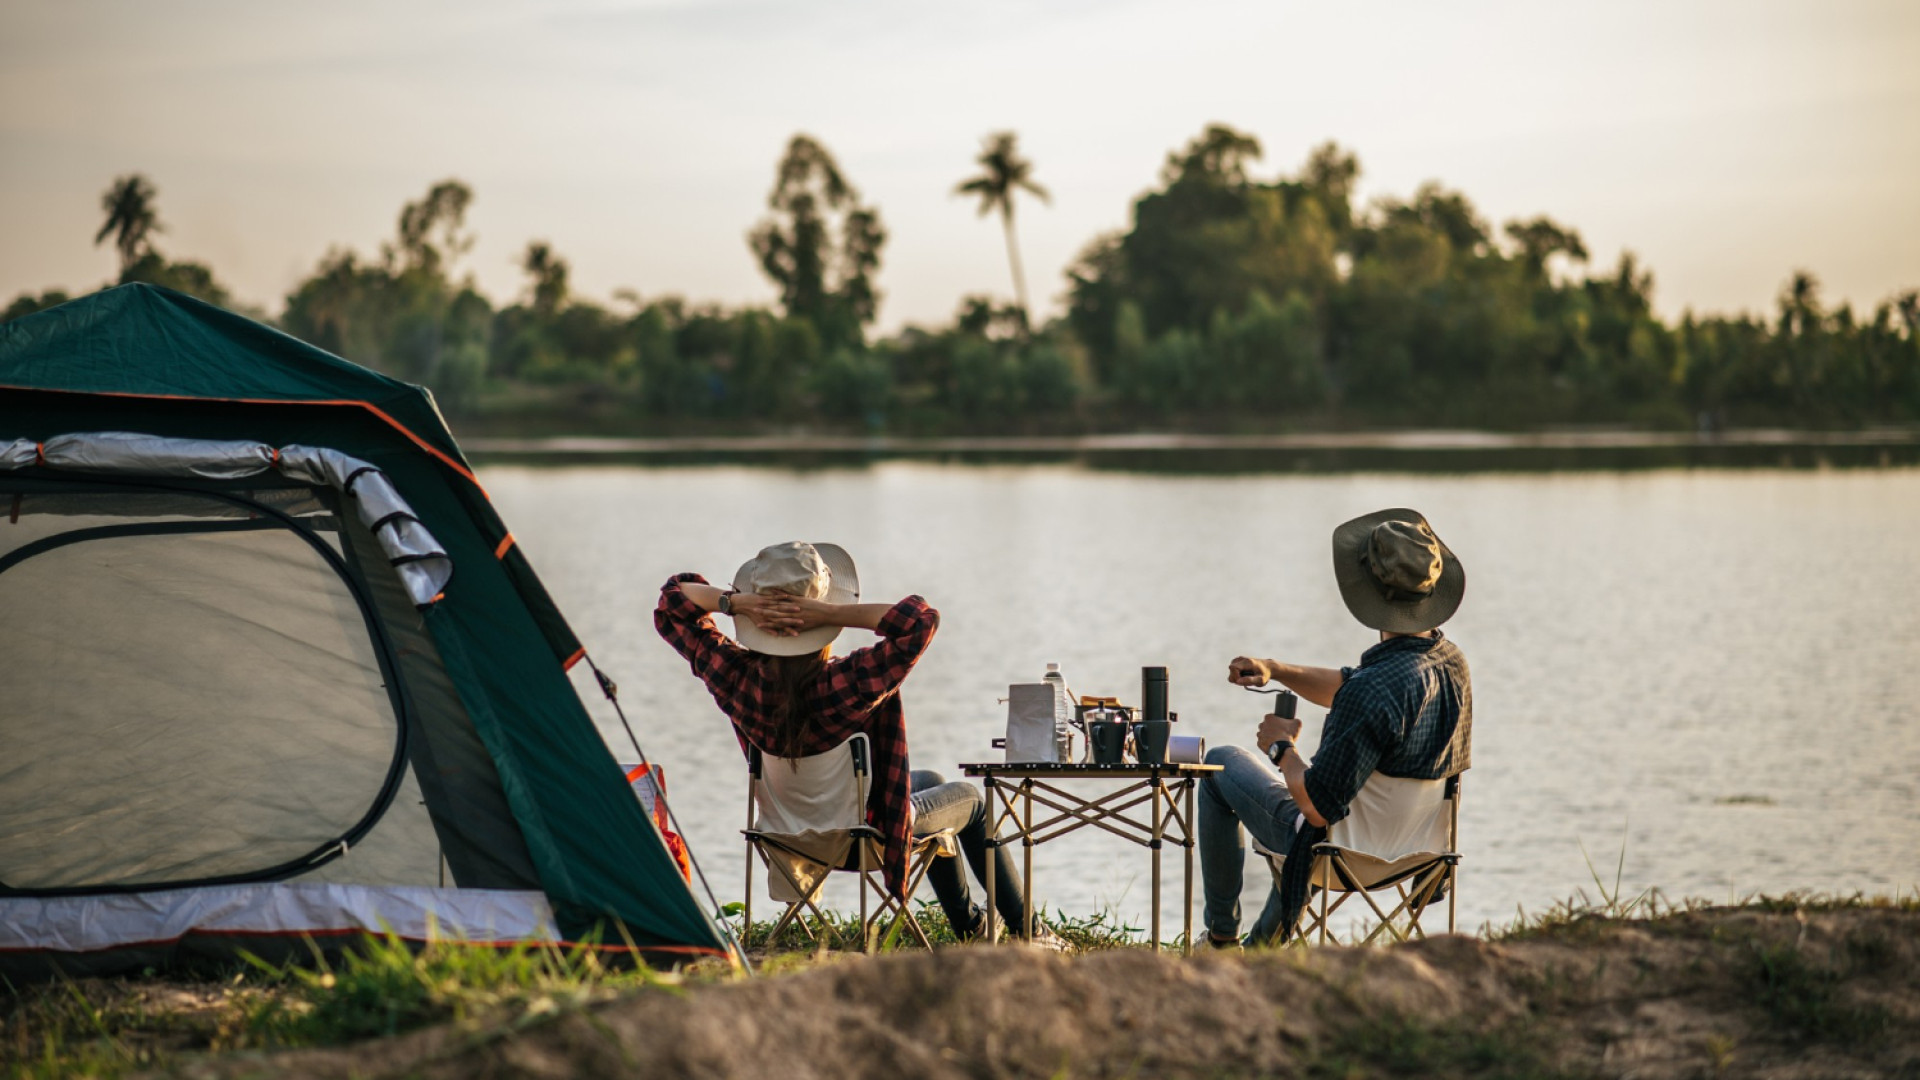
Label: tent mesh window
xmin=0 ymin=479 xmax=442 ymax=894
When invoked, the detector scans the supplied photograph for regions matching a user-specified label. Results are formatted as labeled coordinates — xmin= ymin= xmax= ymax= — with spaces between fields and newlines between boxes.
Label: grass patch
xmin=1307 ymin=1010 xmax=1581 ymax=1080
xmin=1748 ymin=939 xmax=1891 ymax=1045
xmin=237 ymin=930 xmax=675 ymax=1046
xmin=3 ymin=974 xmax=267 ymax=1080
xmin=2 ymin=932 xmax=678 ymax=1079
xmin=724 ymin=900 xmax=1147 ymax=956
xmin=1484 ymin=837 xmax=1669 ymax=943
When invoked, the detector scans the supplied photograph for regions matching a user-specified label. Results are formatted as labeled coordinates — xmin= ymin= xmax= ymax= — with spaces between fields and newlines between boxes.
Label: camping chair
xmin=1252 ymin=772 xmax=1461 ymax=945
xmin=741 ymin=733 xmax=958 ymax=952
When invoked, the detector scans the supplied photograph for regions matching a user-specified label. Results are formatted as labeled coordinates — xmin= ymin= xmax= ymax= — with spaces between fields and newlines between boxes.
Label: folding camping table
xmin=959 ymin=761 xmax=1221 ymax=955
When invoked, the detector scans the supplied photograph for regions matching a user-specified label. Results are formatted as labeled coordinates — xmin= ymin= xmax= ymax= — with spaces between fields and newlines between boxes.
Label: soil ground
xmin=131 ymin=903 xmax=1919 ymax=1080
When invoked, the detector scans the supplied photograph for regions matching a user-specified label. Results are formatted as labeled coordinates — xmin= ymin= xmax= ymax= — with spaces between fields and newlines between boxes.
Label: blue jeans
xmin=1198 ymin=745 xmax=1305 ymax=944
xmin=911 ymin=771 xmax=1031 ymax=937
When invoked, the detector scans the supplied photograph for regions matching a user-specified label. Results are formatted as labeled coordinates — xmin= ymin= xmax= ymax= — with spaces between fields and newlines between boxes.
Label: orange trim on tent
xmin=562 ymin=647 xmax=586 ymax=671
xmin=494 ymin=533 xmax=516 ymax=559
xmin=34 ymin=442 xmax=44 ymax=466
xmin=0 ymin=384 xmax=487 ymax=495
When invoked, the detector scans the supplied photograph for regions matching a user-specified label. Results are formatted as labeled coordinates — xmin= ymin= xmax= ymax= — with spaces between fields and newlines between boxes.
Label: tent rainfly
xmin=0 ymin=284 xmax=735 ymax=978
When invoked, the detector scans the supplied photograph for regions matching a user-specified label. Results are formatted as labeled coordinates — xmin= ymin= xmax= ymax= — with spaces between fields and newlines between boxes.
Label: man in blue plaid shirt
xmin=1199 ymin=508 xmax=1473 ymax=946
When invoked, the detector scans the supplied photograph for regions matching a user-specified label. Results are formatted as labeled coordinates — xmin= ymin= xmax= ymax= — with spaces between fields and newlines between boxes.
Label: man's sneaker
xmin=1205 ymin=932 xmax=1244 ymax=953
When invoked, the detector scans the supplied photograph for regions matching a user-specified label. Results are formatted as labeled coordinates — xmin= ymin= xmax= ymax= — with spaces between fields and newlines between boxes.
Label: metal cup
xmin=1167 ymin=734 xmax=1207 ymax=764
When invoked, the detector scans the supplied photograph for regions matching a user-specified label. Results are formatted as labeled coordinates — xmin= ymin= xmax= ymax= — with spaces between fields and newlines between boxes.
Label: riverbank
xmin=458 ymin=426 xmax=1920 ymax=472
xmin=7 ymin=897 xmax=1914 ymax=1078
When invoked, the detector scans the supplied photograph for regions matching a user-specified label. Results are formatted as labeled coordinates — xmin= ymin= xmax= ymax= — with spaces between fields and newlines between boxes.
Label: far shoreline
xmin=460 ymin=426 xmax=1920 ymax=472
xmin=463 ymin=425 xmax=1920 ymax=456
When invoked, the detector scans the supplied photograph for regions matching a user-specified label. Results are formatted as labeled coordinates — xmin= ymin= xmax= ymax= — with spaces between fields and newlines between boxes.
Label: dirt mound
xmin=165 ymin=905 xmax=1920 ymax=1079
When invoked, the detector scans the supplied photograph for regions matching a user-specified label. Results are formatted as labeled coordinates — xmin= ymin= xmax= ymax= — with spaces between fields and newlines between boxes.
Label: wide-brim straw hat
xmin=730 ymin=541 xmax=860 ymax=656
xmin=1332 ymin=509 xmax=1465 ymax=634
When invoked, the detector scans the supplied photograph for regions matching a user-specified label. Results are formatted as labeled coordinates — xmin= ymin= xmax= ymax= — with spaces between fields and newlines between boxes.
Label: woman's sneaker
xmin=1025 ymin=920 xmax=1071 ymax=953
xmin=960 ymin=910 xmax=1005 ymax=944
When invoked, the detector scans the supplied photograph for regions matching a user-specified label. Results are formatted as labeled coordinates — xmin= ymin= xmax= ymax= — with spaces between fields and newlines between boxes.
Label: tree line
xmin=7 ymin=124 xmax=1917 ymax=433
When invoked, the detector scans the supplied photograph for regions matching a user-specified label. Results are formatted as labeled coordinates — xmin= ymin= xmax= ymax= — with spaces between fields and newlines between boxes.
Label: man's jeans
xmin=1198 ymin=745 xmax=1306 ymax=944
xmin=911 ymin=770 xmax=1030 ymax=936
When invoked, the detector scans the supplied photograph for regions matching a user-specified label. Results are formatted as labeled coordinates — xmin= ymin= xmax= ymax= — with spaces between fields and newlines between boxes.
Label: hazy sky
xmin=3 ymin=0 xmax=1915 ymax=331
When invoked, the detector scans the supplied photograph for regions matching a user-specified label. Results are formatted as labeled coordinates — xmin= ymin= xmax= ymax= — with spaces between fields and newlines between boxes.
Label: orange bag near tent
xmin=624 ymin=763 xmax=693 ymax=882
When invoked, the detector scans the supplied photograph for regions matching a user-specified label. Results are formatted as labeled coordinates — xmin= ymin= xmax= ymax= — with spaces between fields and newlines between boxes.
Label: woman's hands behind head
xmin=730 ymin=592 xmax=830 ymax=637
xmin=763 ymin=594 xmax=833 ymax=635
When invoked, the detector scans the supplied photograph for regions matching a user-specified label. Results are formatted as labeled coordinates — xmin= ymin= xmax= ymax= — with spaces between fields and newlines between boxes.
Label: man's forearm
xmin=1279 ymin=749 xmax=1328 ymax=828
xmin=1262 ymin=662 xmax=1345 ymax=709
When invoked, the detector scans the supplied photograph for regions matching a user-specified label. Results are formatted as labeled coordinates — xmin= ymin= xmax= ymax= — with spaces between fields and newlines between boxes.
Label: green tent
xmin=0 ymin=284 xmax=733 ymax=977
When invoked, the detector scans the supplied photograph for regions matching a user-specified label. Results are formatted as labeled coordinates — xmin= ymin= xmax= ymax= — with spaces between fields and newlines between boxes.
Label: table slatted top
xmin=960 ymin=761 xmax=1222 ymax=778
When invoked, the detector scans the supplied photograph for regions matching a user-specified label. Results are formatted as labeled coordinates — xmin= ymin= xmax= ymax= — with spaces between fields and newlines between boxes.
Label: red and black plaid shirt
xmin=654 ymin=573 xmax=939 ymax=898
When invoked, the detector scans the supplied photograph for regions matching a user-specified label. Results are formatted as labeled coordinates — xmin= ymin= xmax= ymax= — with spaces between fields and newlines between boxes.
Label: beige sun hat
xmin=1331 ymin=509 xmax=1465 ymax=634
xmin=729 ymin=541 xmax=860 ymax=656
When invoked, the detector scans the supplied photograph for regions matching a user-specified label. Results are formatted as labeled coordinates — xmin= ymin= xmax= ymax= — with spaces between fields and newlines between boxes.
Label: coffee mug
xmin=1133 ymin=720 xmax=1170 ymax=764
xmin=1088 ymin=720 xmax=1129 ymax=765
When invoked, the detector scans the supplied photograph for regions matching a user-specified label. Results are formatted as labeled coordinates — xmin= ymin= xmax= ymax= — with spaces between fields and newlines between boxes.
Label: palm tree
xmin=955 ymin=131 xmax=1049 ymax=324
xmin=521 ymin=241 xmax=569 ymax=316
xmin=95 ymin=174 xmax=162 ymax=275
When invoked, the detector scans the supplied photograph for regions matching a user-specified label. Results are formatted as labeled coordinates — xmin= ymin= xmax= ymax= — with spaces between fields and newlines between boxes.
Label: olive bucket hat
xmin=729 ymin=541 xmax=860 ymax=656
xmin=1331 ymin=508 xmax=1465 ymax=634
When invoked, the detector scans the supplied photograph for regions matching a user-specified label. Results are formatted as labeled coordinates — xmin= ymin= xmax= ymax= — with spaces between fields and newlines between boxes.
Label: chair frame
xmin=1258 ymin=773 xmax=1462 ymax=946
xmin=741 ymin=737 xmax=956 ymax=953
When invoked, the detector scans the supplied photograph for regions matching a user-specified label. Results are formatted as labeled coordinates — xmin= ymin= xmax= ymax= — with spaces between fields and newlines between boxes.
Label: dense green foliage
xmin=8 ymin=126 xmax=1916 ymax=432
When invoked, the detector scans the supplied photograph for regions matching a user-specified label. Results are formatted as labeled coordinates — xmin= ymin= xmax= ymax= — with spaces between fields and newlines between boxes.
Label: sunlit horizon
xmin=3 ymin=0 xmax=1916 ymax=331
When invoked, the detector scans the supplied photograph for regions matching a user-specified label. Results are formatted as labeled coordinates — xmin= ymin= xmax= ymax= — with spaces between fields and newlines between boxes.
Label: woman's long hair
xmin=759 ymin=646 xmax=831 ymax=759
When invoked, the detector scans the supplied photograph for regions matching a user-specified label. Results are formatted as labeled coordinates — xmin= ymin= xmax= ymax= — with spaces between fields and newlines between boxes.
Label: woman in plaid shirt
xmin=656 ymin=541 xmax=1047 ymax=942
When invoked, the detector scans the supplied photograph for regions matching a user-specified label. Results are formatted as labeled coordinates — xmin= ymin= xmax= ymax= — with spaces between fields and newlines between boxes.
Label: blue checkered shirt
xmin=1278 ymin=631 xmax=1472 ymax=939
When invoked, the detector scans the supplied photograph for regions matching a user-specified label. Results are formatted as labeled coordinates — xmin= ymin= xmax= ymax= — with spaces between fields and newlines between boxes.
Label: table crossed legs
xmin=978 ymin=772 xmax=1200 ymax=954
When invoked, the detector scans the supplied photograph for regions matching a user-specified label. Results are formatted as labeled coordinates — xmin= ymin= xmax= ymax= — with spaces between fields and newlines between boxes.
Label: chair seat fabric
xmin=1252 ymin=773 xmax=1451 ymax=892
xmin=1327 ymin=774 xmax=1448 ymax=865
xmin=750 ymin=736 xmax=872 ymax=903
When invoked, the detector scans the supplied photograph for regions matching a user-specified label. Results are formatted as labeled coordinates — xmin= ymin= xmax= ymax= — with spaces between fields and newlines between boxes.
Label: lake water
xmin=483 ymin=462 xmax=1920 ymax=941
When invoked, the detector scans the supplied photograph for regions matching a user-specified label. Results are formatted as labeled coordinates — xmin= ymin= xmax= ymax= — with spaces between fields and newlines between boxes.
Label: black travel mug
xmin=1265 ymin=690 xmax=1298 ymax=765
xmin=1142 ymin=666 xmax=1169 ymax=723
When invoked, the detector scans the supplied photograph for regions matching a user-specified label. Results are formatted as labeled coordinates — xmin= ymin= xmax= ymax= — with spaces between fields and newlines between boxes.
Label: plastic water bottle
xmin=1043 ymin=663 xmax=1072 ymax=760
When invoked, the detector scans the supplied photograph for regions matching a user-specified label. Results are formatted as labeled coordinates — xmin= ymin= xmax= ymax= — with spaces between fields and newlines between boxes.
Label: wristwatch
xmin=1267 ymin=740 xmax=1294 ymax=766
xmin=716 ymin=589 xmax=735 ymax=616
